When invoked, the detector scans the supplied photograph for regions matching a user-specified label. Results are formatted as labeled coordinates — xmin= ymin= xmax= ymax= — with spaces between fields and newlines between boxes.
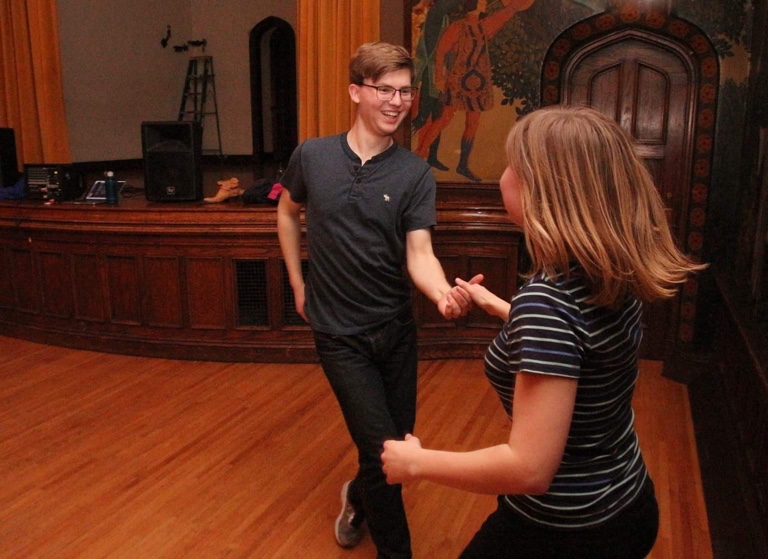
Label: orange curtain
xmin=297 ymin=0 xmax=380 ymax=141
xmin=0 ymin=0 xmax=71 ymax=170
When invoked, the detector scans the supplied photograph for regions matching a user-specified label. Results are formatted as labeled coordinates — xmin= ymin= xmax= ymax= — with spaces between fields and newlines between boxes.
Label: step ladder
xmin=178 ymin=55 xmax=223 ymax=156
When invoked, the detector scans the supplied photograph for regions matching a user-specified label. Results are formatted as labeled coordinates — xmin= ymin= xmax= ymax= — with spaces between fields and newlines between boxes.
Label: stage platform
xmin=0 ymin=194 xmax=520 ymax=362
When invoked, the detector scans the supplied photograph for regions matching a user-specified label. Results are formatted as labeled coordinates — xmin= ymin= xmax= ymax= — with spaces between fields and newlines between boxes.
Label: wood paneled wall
xmin=0 ymin=199 xmax=520 ymax=362
xmin=708 ymin=272 xmax=768 ymax=555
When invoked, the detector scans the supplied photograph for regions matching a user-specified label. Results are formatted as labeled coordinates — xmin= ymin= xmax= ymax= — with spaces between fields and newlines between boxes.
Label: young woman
xmin=381 ymin=105 xmax=707 ymax=558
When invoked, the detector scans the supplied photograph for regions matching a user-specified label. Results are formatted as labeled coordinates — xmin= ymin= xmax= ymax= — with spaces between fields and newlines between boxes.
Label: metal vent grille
xmin=235 ymin=260 xmax=268 ymax=326
xmin=282 ymin=260 xmax=309 ymax=326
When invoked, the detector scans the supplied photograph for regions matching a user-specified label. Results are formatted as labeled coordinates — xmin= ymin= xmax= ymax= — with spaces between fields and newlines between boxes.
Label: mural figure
xmin=411 ymin=0 xmax=463 ymax=172
xmin=413 ymin=0 xmax=535 ymax=181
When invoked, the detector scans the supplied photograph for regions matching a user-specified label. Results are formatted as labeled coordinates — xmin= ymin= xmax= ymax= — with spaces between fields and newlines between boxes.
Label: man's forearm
xmin=277 ymin=203 xmax=304 ymax=290
xmin=408 ymin=253 xmax=451 ymax=304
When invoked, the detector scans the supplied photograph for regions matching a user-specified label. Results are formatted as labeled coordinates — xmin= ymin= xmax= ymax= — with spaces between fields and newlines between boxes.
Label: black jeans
xmin=313 ymin=310 xmax=417 ymax=559
xmin=460 ymin=477 xmax=659 ymax=559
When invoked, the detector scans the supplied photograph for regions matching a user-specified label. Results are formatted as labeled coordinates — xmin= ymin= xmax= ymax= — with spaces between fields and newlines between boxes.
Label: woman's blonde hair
xmin=506 ymin=105 xmax=706 ymax=307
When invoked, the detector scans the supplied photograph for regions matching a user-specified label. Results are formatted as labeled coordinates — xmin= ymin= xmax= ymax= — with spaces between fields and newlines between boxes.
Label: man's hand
xmin=437 ymin=286 xmax=465 ymax=319
xmin=294 ymin=285 xmax=309 ymax=323
xmin=455 ymin=274 xmax=511 ymax=320
xmin=437 ymin=274 xmax=483 ymax=319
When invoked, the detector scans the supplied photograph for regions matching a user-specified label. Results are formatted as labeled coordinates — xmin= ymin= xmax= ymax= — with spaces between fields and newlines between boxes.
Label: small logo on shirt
xmin=383 ymin=194 xmax=390 ymax=202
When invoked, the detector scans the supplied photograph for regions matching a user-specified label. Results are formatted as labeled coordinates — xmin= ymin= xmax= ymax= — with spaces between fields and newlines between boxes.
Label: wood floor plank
xmin=0 ymin=336 xmax=711 ymax=558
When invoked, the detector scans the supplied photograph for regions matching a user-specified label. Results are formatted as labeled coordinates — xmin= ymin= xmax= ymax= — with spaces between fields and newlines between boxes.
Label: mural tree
xmin=489 ymin=0 xmax=592 ymax=114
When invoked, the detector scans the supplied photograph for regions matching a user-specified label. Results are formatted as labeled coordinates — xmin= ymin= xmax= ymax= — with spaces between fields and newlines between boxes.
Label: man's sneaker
xmin=334 ymin=480 xmax=365 ymax=548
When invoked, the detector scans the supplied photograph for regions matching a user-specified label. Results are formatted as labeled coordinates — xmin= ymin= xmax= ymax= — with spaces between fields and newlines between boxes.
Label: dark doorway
xmin=249 ymin=18 xmax=297 ymax=170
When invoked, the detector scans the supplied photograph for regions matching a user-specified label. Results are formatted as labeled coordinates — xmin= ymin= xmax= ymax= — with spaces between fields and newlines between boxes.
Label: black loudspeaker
xmin=0 ymin=128 xmax=19 ymax=189
xmin=141 ymin=121 xmax=203 ymax=201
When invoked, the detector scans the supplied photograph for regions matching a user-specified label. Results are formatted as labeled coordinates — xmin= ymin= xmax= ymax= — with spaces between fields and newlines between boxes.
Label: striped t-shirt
xmin=484 ymin=266 xmax=649 ymax=529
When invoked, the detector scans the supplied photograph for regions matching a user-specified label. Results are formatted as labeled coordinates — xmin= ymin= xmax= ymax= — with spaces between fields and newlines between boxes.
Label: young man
xmin=277 ymin=42 xmax=471 ymax=558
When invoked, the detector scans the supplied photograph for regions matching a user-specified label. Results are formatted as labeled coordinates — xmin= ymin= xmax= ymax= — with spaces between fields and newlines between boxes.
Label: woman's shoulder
xmin=522 ymin=267 xmax=589 ymax=297
xmin=520 ymin=266 xmax=641 ymax=325
xmin=514 ymin=268 xmax=594 ymax=319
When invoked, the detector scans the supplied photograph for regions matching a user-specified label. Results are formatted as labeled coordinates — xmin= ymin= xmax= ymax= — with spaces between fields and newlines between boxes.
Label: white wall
xmin=190 ymin=0 xmax=296 ymax=157
xmin=58 ymin=1 xmax=405 ymax=162
xmin=59 ymin=0 xmax=297 ymax=162
xmin=59 ymin=1 xmax=192 ymax=161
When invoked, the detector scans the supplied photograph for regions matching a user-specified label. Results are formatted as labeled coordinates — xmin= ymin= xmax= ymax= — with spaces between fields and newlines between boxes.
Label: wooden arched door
xmin=542 ymin=11 xmax=719 ymax=361
xmin=565 ymin=32 xmax=694 ymax=360
xmin=565 ymin=34 xmax=692 ymax=241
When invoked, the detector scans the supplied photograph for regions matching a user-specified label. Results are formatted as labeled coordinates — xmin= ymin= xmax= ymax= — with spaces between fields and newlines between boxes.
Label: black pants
xmin=313 ymin=311 xmax=418 ymax=559
xmin=460 ymin=477 xmax=659 ymax=559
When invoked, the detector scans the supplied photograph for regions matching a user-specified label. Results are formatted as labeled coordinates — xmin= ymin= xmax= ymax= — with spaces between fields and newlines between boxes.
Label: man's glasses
xmin=359 ymin=83 xmax=418 ymax=102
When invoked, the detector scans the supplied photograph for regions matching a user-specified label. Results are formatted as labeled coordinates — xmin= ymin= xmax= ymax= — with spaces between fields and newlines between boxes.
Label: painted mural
xmin=407 ymin=0 xmax=754 ymax=348
xmin=408 ymin=0 xmax=751 ymax=188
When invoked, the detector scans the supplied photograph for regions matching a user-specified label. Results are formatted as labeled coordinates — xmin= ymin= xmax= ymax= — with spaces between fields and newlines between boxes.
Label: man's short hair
xmin=349 ymin=42 xmax=414 ymax=84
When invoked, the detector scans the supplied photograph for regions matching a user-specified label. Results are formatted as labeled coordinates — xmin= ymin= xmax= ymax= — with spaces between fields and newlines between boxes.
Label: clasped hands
xmin=437 ymin=273 xmax=484 ymax=319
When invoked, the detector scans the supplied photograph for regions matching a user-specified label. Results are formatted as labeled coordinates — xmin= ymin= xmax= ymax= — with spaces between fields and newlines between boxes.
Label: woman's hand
xmin=382 ymin=434 xmax=423 ymax=484
xmin=455 ymin=275 xmax=511 ymax=320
